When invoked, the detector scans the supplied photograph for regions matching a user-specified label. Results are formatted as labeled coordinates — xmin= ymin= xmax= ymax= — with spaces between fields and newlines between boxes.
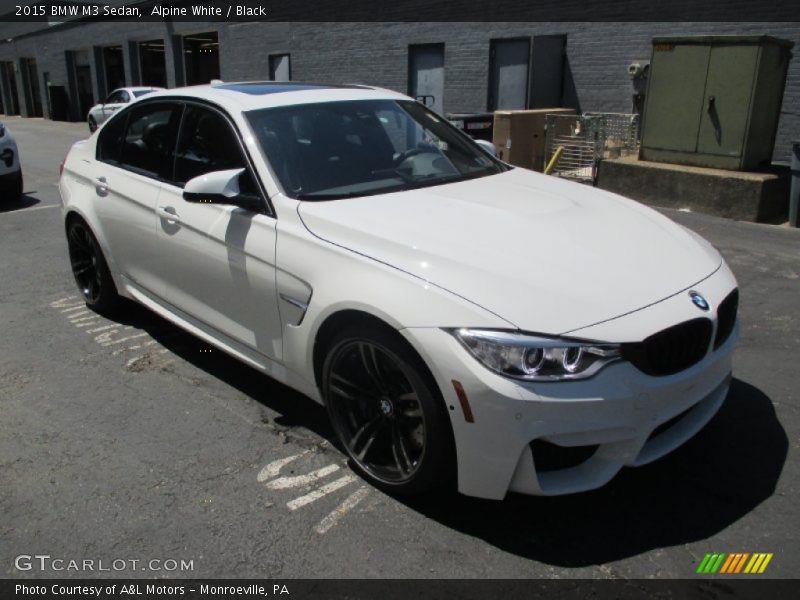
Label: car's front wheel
xmin=322 ymin=325 xmax=454 ymax=496
xmin=66 ymin=218 xmax=120 ymax=314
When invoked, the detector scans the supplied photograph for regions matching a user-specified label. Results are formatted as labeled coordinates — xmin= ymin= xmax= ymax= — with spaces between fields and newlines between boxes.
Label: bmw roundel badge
xmin=689 ymin=290 xmax=710 ymax=311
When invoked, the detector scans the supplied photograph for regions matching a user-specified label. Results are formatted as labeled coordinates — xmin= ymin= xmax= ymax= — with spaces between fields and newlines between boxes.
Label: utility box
xmin=640 ymin=35 xmax=793 ymax=170
xmin=493 ymin=108 xmax=575 ymax=171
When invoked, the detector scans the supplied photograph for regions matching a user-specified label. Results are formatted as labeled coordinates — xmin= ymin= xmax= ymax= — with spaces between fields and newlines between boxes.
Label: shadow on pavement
xmin=99 ymin=300 xmax=787 ymax=566
xmin=0 ymin=193 xmax=40 ymax=213
xmin=104 ymin=299 xmax=335 ymax=440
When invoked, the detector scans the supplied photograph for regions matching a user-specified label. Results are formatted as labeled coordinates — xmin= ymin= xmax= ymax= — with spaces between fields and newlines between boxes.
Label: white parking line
xmin=74 ymin=319 xmax=102 ymax=327
xmin=60 ymin=305 xmax=85 ymax=313
xmin=315 ymin=487 xmax=370 ymax=534
xmin=4 ymin=203 xmax=60 ymax=214
xmin=287 ymin=475 xmax=357 ymax=511
xmin=100 ymin=332 xmax=148 ymax=346
xmin=87 ymin=325 xmax=117 ymax=334
xmin=257 ymin=452 xmax=310 ymax=482
xmin=264 ymin=464 xmax=341 ymax=490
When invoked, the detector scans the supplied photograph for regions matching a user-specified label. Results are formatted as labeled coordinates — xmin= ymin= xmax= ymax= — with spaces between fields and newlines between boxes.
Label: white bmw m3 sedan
xmin=58 ymin=82 xmax=738 ymax=500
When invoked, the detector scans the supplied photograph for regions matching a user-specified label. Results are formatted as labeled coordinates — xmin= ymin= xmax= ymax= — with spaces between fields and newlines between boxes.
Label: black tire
xmin=2 ymin=170 xmax=22 ymax=202
xmin=13 ymin=170 xmax=23 ymax=200
xmin=322 ymin=324 xmax=455 ymax=496
xmin=66 ymin=218 xmax=121 ymax=314
xmin=88 ymin=116 xmax=97 ymax=132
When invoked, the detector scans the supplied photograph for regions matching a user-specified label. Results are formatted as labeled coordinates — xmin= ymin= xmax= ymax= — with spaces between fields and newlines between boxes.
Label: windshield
xmin=132 ymin=90 xmax=154 ymax=98
xmin=246 ymin=99 xmax=507 ymax=200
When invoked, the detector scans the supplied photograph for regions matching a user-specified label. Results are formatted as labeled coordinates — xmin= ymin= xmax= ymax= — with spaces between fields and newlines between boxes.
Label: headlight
xmin=450 ymin=329 xmax=621 ymax=381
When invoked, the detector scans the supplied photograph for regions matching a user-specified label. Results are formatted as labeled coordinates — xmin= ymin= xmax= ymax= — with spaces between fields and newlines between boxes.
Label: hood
xmin=297 ymin=168 xmax=721 ymax=335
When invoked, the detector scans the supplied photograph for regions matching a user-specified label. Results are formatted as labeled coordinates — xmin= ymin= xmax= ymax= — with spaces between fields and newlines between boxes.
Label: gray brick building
xmin=0 ymin=19 xmax=797 ymax=162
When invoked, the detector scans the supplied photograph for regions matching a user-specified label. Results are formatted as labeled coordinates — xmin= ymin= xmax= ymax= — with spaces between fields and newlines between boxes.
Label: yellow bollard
xmin=544 ymin=146 xmax=564 ymax=175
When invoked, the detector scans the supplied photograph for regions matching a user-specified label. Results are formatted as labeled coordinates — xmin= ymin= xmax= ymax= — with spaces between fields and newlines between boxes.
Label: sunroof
xmin=216 ymin=82 xmax=366 ymax=95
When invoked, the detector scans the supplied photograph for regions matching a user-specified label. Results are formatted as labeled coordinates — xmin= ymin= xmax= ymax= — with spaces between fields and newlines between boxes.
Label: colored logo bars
xmin=697 ymin=553 xmax=774 ymax=574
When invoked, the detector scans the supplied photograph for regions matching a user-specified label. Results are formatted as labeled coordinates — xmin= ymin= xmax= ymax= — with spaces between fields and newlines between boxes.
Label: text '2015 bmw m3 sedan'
xmin=58 ymin=82 xmax=738 ymax=500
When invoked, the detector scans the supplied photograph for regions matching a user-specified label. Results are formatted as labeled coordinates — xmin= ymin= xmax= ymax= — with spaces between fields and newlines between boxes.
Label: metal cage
xmin=545 ymin=113 xmax=640 ymax=184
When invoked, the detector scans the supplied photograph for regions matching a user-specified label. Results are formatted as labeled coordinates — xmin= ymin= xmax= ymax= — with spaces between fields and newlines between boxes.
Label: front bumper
xmin=402 ymin=265 xmax=738 ymax=500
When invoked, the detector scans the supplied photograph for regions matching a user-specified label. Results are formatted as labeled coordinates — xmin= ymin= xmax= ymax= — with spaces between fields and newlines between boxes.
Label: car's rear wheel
xmin=88 ymin=116 xmax=97 ymax=132
xmin=66 ymin=219 xmax=120 ymax=314
xmin=322 ymin=325 xmax=454 ymax=495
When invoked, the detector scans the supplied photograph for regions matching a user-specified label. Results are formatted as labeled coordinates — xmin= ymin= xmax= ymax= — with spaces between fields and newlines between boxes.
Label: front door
xmin=155 ymin=103 xmax=282 ymax=360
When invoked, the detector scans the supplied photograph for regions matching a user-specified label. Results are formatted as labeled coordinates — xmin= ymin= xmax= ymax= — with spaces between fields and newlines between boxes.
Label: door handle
xmin=156 ymin=205 xmax=180 ymax=224
xmin=94 ymin=176 xmax=108 ymax=195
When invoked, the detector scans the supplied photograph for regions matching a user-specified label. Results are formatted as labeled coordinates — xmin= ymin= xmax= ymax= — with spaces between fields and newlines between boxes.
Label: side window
xmin=117 ymin=90 xmax=130 ymax=104
xmin=96 ymin=112 xmax=128 ymax=164
xmin=174 ymin=105 xmax=256 ymax=194
xmin=118 ymin=102 xmax=182 ymax=179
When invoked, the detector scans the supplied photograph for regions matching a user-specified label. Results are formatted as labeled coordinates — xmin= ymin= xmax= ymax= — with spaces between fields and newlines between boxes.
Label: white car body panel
xmin=0 ymin=123 xmax=20 ymax=176
xmin=60 ymin=82 xmax=739 ymax=500
xmin=87 ymin=87 xmax=163 ymax=128
xmin=297 ymin=167 xmax=722 ymax=336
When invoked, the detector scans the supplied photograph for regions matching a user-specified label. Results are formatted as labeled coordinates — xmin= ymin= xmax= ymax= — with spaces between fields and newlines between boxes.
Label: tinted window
xmin=132 ymin=89 xmax=154 ymax=98
xmin=96 ymin=111 xmax=128 ymax=163
xmin=105 ymin=90 xmax=127 ymax=104
xmin=246 ymin=99 xmax=506 ymax=200
xmin=174 ymin=105 xmax=253 ymax=191
xmin=118 ymin=102 xmax=182 ymax=179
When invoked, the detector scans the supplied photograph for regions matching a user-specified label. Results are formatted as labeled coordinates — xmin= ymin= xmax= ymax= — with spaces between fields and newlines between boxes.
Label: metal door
xmin=530 ymin=35 xmax=565 ymax=108
xmin=270 ymin=54 xmax=291 ymax=82
xmin=697 ymin=45 xmax=758 ymax=158
xmin=409 ymin=44 xmax=445 ymax=114
xmin=488 ymin=38 xmax=530 ymax=111
xmin=641 ymin=44 xmax=710 ymax=152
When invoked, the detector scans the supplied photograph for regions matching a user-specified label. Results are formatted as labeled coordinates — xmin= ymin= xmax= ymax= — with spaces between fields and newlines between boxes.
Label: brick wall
xmin=0 ymin=20 xmax=797 ymax=161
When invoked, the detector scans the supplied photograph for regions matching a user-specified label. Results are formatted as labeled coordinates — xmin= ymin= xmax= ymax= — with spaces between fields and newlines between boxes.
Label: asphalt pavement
xmin=0 ymin=116 xmax=798 ymax=579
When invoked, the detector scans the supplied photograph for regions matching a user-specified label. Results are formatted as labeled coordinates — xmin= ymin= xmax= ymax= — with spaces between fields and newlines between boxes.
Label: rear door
xmin=154 ymin=103 xmax=282 ymax=360
xmin=93 ymin=100 xmax=183 ymax=298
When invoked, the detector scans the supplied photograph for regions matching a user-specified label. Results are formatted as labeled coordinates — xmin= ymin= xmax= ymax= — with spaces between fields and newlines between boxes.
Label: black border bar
xmin=2 ymin=0 xmax=800 ymax=23
xmin=2 ymin=579 xmax=800 ymax=600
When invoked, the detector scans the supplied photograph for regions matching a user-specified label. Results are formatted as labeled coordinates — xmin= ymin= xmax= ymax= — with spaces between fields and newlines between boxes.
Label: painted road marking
xmin=287 ymin=475 xmax=357 ymax=511
xmin=264 ymin=464 xmax=341 ymax=490
xmin=51 ymin=296 xmax=172 ymax=370
xmin=257 ymin=452 xmax=310 ymax=482
xmin=315 ymin=487 xmax=370 ymax=534
xmin=3 ymin=203 xmax=60 ymax=214
xmin=257 ymin=453 xmax=370 ymax=534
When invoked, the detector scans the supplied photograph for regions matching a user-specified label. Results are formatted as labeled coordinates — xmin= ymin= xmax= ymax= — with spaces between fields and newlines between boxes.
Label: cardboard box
xmin=492 ymin=108 xmax=575 ymax=171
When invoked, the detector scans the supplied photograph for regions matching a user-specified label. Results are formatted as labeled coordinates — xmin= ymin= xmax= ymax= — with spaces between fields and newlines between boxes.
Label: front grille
xmin=622 ymin=318 xmax=713 ymax=376
xmin=530 ymin=440 xmax=599 ymax=472
xmin=714 ymin=289 xmax=739 ymax=349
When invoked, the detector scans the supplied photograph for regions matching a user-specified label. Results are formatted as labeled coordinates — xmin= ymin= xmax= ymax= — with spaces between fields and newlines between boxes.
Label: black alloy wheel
xmin=322 ymin=326 xmax=454 ymax=495
xmin=66 ymin=219 xmax=120 ymax=313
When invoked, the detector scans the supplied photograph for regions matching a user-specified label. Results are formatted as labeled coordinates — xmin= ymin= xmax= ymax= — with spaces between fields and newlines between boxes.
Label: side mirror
xmin=474 ymin=139 xmax=498 ymax=157
xmin=183 ymin=168 xmax=261 ymax=212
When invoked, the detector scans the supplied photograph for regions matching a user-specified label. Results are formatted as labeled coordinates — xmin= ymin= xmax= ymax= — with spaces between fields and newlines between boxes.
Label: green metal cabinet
xmin=640 ymin=35 xmax=793 ymax=170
